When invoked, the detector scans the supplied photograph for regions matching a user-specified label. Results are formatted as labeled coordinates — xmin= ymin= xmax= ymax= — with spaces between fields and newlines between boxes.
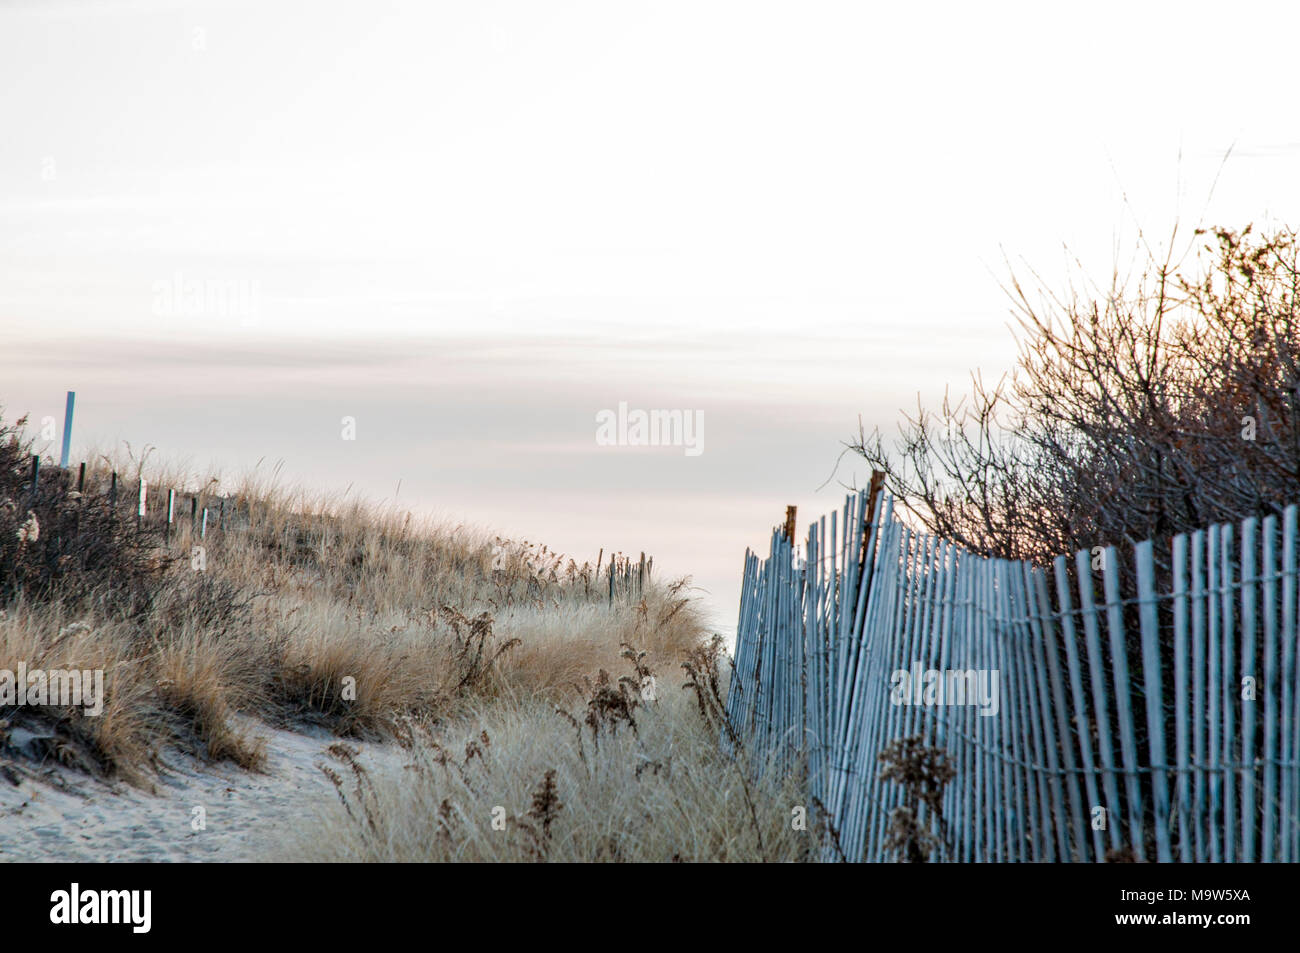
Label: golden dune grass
xmin=276 ymin=684 xmax=813 ymax=863
xmin=3 ymin=447 xmax=812 ymax=861
xmin=2 ymin=451 xmax=708 ymax=777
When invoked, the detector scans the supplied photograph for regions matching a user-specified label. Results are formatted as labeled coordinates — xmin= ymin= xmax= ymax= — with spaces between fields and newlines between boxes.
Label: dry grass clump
xmin=275 ymin=641 xmax=821 ymax=863
xmin=152 ymin=629 xmax=268 ymax=770
xmin=0 ymin=602 xmax=151 ymax=780
xmin=0 ymin=582 xmax=269 ymax=778
xmin=264 ymin=601 xmax=520 ymax=735
xmin=493 ymin=580 xmax=703 ymax=699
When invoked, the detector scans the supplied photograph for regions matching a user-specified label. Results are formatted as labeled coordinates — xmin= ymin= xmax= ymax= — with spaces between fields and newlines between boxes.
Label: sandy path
xmin=0 ymin=721 xmax=399 ymax=862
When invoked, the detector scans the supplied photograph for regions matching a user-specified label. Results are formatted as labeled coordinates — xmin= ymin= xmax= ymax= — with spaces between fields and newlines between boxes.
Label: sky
xmin=3 ymin=0 xmax=1300 ymax=634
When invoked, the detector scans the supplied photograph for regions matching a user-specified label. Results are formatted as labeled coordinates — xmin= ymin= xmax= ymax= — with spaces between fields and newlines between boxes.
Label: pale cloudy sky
xmin=3 ymin=0 xmax=1299 ymax=632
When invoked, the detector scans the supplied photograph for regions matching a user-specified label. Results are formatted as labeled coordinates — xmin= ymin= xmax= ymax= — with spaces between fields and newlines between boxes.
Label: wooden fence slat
xmin=915 ymin=538 xmax=944 ymax=839
xmin=1056 ymin=555 xmax=1104 ymax=862
xmin=1077 ymin=549 xmax=1123 ymax=855
xmin=1241 ymin=517 xmax=1258 ymax=862
xmin=1261 ymin=514 xmax=1278 ymax=862
xmin=1022 ymin=564 xmax=1062 ymax=860
xmin=860 ymin=516 xmax=902 ymax=861
xmin=868 ymin=527 xmax=922 ymax=860
xmin=858 ymin=519 xmax=907 ymax=861
xmin=1172 ymin=532 xmax=1192 ymax=862
xmin=961 ymin=553 xmax=977 ymax=858
xmin=802 ymin=527 xmax=823 ymax=801
xmin=994 ymin=562 xmax=1019 ymax=860
xmin=1136 ymin=539 xmax=1172 ymax=862
xmin=724 ymin=491 xmax=1300 ymax=864
xmin=1191 ymin=529 xmax=1208 ymax=863
xmin=1221 ymin=523 xmax=1236 ymax=863
xmin=1282 ymin=505 xmax=1298 ymax=863
xmin=982 ymin=558 xmax=1004 ymax=861
xmin=952 ymin=549 xmax=976 ymax=862
xmin=1005 ymin=563 xmax=1035 ymax=860
xmin=1207 ymin=524 xmax=1223 ymax=862
xmin=832 ymin=512 xmax=863 ymax=852
xmin=1102 ymin=545 xmax=1144 ymax=861
xmin=1033 ymin=566 xmax=1082 ymax=861
xmin=1012 ymin=562 xmax=1055 ymax=860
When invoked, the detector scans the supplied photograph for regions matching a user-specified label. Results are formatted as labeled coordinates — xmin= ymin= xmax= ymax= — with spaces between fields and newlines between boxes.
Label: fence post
xmin=858 ymin=470 xmax=886 ymax=566
xmin=853 ymin=472 xmax=887 ymax=626
xmin=59 ymin=391 xmax=75 ymax=469
xmin=165 ymin=488 xmax=175 ymax=543
xmin=77 ymin=462 xmax=86 ymax=492
xmin=28 ymin=454 xmax=39 ymax=499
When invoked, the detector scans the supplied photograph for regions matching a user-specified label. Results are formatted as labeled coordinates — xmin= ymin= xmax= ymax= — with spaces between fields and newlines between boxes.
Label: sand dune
xmin=0 ymin=722 xmax=395 ymax=863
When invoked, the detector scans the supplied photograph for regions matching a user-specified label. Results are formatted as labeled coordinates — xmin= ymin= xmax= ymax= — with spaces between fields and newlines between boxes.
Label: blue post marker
xmin=60 ymin=391 xmax=75 ymax=469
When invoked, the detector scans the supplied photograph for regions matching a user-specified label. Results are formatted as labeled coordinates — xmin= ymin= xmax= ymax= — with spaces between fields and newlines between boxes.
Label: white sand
xmin=0 ymin=721 xmax=398 ymax=862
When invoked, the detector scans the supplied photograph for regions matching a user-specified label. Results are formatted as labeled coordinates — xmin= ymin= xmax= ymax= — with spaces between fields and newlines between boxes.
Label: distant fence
xmin=21 ymin=454 xmax=230 ymax=543
xmin=19 ymin=454 xmax=650 ymax=602
xmin=726 ymin=487 xmax=1300 ymax=862
xmin=598 ymin=550 xmax=653 ymax=604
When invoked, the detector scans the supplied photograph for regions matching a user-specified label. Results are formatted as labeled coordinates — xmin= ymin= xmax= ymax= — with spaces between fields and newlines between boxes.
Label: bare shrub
xmin=851 ymin=224 xmax=1300 ymax=566
xmin=0 ymin=414 xmax=169 ymax=612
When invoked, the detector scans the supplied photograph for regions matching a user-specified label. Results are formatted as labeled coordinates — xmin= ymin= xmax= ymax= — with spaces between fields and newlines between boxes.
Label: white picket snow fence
xmin=725 ymin=490 xmax=1300 ymax=862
